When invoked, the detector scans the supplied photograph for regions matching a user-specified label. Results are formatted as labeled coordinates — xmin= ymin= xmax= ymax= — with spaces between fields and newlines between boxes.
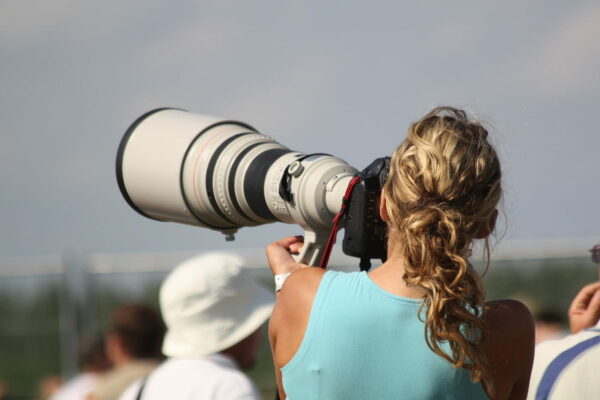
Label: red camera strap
xmin=319 ymin=176 xmax=362 ymax=269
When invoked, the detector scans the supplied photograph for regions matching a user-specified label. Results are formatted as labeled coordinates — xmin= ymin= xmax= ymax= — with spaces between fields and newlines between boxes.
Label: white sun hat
xmin=160 ymin=252 xmax=274 ymax=358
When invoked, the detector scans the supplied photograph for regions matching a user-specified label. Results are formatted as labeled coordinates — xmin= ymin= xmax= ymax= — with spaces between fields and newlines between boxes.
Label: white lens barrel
xmin=264 ymin=153 xmax=357 ymax=231
xmin=117 ymin=108 xmax=257 ymax=230
xmin=117 ymin=109 xmax=359 ymax=250
xmin=181 ymin=126 xmax=286 ymax=228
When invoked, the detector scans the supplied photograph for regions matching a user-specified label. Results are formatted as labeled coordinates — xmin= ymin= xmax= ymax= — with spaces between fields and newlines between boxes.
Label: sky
xmin=1 ymin=1 xmax=599 ymax=259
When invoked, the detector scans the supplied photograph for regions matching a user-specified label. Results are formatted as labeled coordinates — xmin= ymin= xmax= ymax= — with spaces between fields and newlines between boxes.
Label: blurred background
xmin=1 ymin=1 xmax=599 ymax=398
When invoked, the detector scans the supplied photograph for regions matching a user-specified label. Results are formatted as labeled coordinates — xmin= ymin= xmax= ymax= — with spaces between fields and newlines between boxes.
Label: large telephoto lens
xmin=116 ymin=109 xmax=357 ymax=245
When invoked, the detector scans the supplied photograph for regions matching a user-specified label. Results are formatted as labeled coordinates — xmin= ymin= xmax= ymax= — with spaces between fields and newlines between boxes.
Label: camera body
xmin=342 ymin=158 xmax=389 ymax=269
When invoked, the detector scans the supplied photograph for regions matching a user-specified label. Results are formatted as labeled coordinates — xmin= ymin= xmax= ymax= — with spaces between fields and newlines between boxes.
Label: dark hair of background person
xmin=79 ymin=336 xmax=112 ymax=372
xmin=590 ymin=244 xmax=600 ymax=264
xmin=108 ymin=304 xmax=165 ymax=359
xmin=534 ymin=310 xmax=565 ymax=326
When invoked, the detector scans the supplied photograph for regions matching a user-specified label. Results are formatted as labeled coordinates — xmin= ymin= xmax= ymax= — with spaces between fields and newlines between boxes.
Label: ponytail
xmin=383 ymin=106 xmax=501 ymax=395
xmin=401 ymin=204 xmax=489 ymax=388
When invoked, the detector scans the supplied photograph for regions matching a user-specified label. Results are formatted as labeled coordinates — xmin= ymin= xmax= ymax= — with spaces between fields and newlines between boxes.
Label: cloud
xmin=134 ymin=17 xmax=234 ymax=74
xmin=223 ymin=57 xmax=335 ymax=138
xmin=0 ymin=0 xmax=175 ymax=47
xmin=0 ymin=0 xmax=83 ymax=44
xmin=495 ymin=2 xmax=600 ymax=99
xmin=122 ymin=10 xmax=338 ymax=141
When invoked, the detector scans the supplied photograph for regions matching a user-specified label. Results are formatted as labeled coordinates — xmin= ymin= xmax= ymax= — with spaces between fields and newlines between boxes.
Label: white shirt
xmin=50 ymin=373 xmax=98 ymax=400
xmin=118 ymin=354 xmax=261 ymax=400
xmin=528 ymin=328 xmax=600 ymax=400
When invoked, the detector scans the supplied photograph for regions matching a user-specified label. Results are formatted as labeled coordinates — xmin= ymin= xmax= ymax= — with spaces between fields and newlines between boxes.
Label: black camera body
xmin=342 ymin=157 xmax=390 ymax=270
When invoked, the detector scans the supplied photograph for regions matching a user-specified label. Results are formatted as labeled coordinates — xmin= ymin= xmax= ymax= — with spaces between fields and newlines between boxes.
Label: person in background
xmin=118 ymin=252 xmax=273 ymax=400
xmin=527 ymin=244 xmax=600 ymax=400
xmin=39 ymin=376 xmax=63 ymax=400
xmin=50 ymin=336 xmax=111 ymax=400
xmin=268 ymin=107 xmax=535 ymax=399
xmin=88 ymin=305 xmax=164 ymax=400
xmin=0 ymin=379 xmax=12 ymax=400
xmin=534 ymin=310 xmax=566 ymax=345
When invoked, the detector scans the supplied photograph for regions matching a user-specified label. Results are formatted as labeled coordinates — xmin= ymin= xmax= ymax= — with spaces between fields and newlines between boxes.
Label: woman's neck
xmin=368 ymin=255 xmax=427 ymax=299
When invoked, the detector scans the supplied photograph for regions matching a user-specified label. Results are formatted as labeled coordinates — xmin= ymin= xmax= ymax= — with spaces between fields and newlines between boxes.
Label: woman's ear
xmin=379 ymin=190 xmax=390 ymax=222
xmin=475 ymin=209 xmax=498 ymax=239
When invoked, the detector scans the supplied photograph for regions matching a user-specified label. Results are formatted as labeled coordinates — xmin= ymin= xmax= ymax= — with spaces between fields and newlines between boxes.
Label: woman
xmin=267 ymin=107 xmax=534 ymax=399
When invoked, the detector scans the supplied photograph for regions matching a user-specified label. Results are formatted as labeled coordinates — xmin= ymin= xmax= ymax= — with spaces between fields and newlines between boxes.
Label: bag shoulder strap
xmin=134 ymin=376 xmax=149 ymax=400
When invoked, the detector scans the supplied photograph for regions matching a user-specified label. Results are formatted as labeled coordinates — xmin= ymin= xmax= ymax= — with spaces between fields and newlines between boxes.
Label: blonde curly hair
xmin=382 ymin=106 xmax=501 ymax=393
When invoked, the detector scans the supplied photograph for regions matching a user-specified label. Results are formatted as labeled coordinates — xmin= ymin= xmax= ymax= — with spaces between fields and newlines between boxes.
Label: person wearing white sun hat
xmin=118 ymin=252 xmax=274 ymax=400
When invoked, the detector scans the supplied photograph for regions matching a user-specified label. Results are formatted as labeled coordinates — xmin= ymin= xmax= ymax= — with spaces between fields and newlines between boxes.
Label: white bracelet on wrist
xmin=274 ymin=272 xmax=292 ymax=293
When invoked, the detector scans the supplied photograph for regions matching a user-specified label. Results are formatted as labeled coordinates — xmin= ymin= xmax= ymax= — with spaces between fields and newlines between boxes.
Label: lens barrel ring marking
xmin=206 ymin=132 xmax=275 ymax=227
xmin=214 ymin=134 xmax=272 ymax=226
xmin=265 ymin=153 xmax=299 ymax=221
xmin=232 ymin=142 xmax=288 ymax=223
xmin=244 ymin=148 xmax=293 ymax=220
xmin=180 ymin=121 xmax=254 ymax=230
xmin=228 ymin=142 xmax=264 ymax=223
xmin=205 ymin=133 xmax=250 ymax=226
xmin=191 ymin=125 xmax=241 ymax=215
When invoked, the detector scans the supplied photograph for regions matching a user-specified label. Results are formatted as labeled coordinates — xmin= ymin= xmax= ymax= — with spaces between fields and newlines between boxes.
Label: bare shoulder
xmin=484 ymin=299 xmax=535 ymax=357
xmin=272 ymin=267 xmax=327 ymax=321
xmin=484 ymin=299 xmax=535 ymax=400
xmin=284 ymin=267 xmax=327 ymax=295
xmin=270 ymin=268 xmax=326 ymax=327
xmin=270 ymin=267 xmax=327 ymax=369
xmin=485 ymin=299 xmax=534 ymax=336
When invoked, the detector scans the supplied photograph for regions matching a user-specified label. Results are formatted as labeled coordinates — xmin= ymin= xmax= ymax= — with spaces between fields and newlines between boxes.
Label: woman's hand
xmin=568 ymin=281 xmax=600 ymax=333
xmin=266 ymin=236 xmax=308 ymax=276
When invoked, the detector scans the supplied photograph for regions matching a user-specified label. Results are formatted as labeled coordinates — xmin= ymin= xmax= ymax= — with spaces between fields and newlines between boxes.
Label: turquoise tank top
xmin=281 ymin=270 xmax=487 ymax=400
